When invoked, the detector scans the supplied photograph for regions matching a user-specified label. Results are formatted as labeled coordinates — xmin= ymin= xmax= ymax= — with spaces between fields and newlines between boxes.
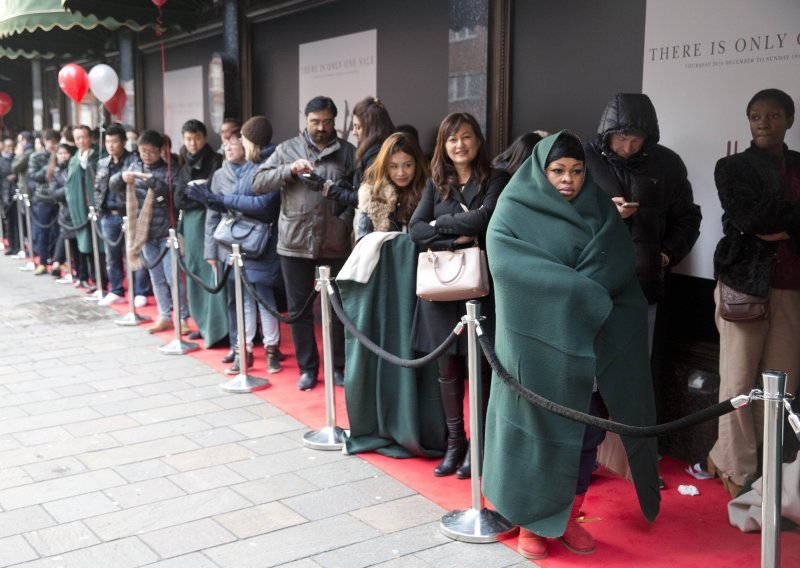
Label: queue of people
xmin=2 ymin=86 xmax=797 ymax=560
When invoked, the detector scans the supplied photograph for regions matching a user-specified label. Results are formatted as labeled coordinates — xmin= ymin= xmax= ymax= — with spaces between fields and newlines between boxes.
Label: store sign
xmin=299 ymin=29 xmax=377 ymax=145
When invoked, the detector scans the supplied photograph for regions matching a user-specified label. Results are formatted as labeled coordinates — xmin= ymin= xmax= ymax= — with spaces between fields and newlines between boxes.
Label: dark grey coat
xmin=408 ymin=168 xmax=509 ymax=354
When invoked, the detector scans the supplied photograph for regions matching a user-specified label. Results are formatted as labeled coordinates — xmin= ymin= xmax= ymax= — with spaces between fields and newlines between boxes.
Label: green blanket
xmin=339 ymin=235 xmax=446 ymax=458
xmin=482 ymin=132 xmax=660 ymax=537
xmin=180 ymin=208 xmax=228 ymax=346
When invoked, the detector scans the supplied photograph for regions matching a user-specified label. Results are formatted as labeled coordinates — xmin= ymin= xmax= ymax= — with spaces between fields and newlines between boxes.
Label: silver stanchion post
xmin=441 ymin=300 xmax=517 ymax=543
xmin=158 ymin=228 xmax=198 ymax=355
xmin=760 ymin=370 xmax=786 ymax=568
xmin=18 ymin=193 xmax=34 ymax=269
xmin=56 ymin=238 xmax=74 ymax=284
xmin=303 ymin=265 xmax=345 ymax=450
xmin=115 ymin=216 xmax=151 ymax=326
xmin=221 ymin=244 xmax=269 ymax=392
xmin=0 ymin=198 xmax=5 ymax=251
xmin=85 ymin=206 xmax=104 ymax=301
xmin=14 ymin=191 xmax=25 ymax=260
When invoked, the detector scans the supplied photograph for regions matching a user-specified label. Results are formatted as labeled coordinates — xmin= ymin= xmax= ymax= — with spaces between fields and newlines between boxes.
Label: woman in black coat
xmin=409 ymin=112 xmax=510 ymax=478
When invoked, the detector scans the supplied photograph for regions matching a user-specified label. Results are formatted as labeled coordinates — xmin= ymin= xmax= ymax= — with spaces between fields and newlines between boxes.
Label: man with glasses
xmin=253 ymin=96 xmax=355 ymax=391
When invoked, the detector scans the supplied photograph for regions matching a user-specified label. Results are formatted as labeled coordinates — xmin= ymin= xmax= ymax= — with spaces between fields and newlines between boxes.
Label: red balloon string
xmin=156 ymin=6 xmax=175 ymax=229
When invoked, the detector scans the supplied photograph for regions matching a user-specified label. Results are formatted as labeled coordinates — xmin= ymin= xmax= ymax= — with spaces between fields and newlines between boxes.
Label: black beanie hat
xmin=241 ymin=116 xmax=273 ymax=147
xmin=545 ymin=131 xmax=584 ymax=167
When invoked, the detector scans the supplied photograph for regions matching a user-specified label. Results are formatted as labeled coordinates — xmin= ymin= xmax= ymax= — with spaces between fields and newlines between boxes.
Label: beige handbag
xmin=416 ymin=245 xmax=490 ymax=302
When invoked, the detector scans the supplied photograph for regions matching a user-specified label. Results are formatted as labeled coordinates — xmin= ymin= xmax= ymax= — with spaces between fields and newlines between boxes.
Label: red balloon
xmin=0 ymin=92 xmax=12 ymax=117
xmin=104 ymin=87 xmax=127 ymax=116
xmin=58 ymin=64 xmax=89 ymax=104
xmin=152 ymin=0 xmax=168 ymax=6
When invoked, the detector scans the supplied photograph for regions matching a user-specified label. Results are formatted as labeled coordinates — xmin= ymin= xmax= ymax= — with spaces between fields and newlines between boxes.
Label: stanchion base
xmin=0 ymin=243 xmax=4 ymax=251
xmin=440 ymin=507 xmax=518 ymax=544
xmin=16 ymin=251 xmax=25 ymax=260
xmin=18 ymin=261 xmax=34 ymax=271
xmin=115 ymin=312 xmax=152 ymax=326
xmin=158 ymin=339 xmax=199 ymax=355
xmin=220 ymin=373 xmax=270 ymax=393
xmin=303 ymin=426 xmax=346 ymax=450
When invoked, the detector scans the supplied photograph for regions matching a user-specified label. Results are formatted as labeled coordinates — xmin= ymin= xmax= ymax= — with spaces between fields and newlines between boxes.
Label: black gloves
xmin=185 ymin=181 xmax=226 ymax=212
xmin=298 ymin=172 xmax=325 ymax=192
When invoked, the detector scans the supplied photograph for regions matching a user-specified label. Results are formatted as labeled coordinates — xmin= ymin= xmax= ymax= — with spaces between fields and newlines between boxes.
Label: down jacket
xmin=585 ymin=93 xmax=702 ymax=304
xmin=95 ymin=151 xmax=138 ymax=214
xmin=109 ymin=157 xmax=177 ymax=241
xmin=252 ymin=132 xmax=355 ymax=259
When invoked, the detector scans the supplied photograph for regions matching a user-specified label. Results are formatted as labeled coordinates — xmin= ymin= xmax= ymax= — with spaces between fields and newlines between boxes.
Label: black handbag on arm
xmin=213 ymin=213 xmax=271 ymax=258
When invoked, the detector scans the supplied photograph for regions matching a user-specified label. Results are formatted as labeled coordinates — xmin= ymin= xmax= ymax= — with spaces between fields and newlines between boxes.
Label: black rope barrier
xmin=327 ymin=283 xmax=462 ymax=368
xmin=93 ymin=221 xmax=125 ymax=247
xmin=137 ymin=244 xmax=170 ymax=271
xmin=239 ymin=269 xmax=318 ymax=324
xmin=58 ymin=217 xmax=91 ymax=232
xmin=477 ymin=331 xmax=741 ymax=438
xmin=176 ymin=252 xmax=231 ymax=295
xmin=30 ymin=215 xmax=59 ymax=230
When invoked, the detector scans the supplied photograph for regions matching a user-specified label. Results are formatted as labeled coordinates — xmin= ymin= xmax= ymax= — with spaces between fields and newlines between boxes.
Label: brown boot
xmin=518 ymin=528 xmax=548 ymax=559
xmin=148 ymin=318 xmax=173 ymax=334
xmin=558 ymin=493 xmax=595 ymax=554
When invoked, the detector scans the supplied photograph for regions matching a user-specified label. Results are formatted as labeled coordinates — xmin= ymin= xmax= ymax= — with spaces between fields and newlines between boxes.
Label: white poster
xmin=643 ymin=0 xmax=800 ymax=279
xmin=163 ymin=66 xmax=204 ymax=154
xmin=299 ymin=30 xmax=377 ymax=145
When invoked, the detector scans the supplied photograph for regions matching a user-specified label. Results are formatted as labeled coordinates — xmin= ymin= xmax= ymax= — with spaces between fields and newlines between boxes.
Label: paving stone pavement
xmin=0 ymin=255 xmax=529 ymax=568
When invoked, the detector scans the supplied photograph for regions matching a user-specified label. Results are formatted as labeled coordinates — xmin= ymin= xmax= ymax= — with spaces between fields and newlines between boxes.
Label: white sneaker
xmin=98 ymin=292 xmax=126 ymax=306
xmin=134 ymin=295 xmax=148 ymax=308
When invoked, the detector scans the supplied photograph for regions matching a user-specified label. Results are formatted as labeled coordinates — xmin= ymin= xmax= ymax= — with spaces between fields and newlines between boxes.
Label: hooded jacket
xmin=585 ymin=93 xmax=702 ymax=303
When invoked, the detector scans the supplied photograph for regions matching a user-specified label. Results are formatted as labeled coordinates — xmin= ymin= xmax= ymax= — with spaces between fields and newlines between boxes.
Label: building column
xmin=119 ymin=30 xmax=136 ymax=128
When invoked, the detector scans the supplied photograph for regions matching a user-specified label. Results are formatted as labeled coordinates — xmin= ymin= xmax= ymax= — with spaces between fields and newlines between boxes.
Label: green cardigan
xmin=482 ymin=132 xmax=660 ymax=537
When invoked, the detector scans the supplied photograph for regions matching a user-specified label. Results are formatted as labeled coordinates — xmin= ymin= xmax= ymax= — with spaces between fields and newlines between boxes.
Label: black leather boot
xmin=456 ymin=446 xmax=471 ymax=479
xmin=434 ymin=376 xmax=466 ymax=477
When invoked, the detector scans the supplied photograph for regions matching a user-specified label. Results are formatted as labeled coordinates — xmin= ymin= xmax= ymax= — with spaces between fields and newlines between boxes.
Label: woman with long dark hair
xmin=408 ymin=112 xmax=509 ymax=478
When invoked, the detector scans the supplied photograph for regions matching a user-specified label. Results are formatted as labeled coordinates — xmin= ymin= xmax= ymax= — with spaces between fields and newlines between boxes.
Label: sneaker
xmin=98 ymin=292 xmax=126 ymax=306
xmin=266 ymin=346 xmax=282 ymax=374
xmin=134 ymin=295 xmax=147 ymax=308
xmin=34 ymin=265 xmax=47 ymax=275
xmin=225 ymin=351 xmax=254 ymax=375
xmin=180 ymin=319 xmax=191 ymax=336
xmin=221 ymin=350 xmax=236 ymax=364
xmin=50 ymin=266 xmax=62 ymax=278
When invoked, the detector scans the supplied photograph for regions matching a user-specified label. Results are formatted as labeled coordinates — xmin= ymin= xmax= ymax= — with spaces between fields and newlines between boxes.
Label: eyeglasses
xmin=223 ymin=138 xmax=243 ymax=149
xmin=138 ymin=147 xmax=160 ymax=156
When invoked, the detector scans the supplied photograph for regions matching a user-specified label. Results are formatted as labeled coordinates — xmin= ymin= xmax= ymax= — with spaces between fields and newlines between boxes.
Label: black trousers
xmin=280 ymin=255 xmax=346 ymax=375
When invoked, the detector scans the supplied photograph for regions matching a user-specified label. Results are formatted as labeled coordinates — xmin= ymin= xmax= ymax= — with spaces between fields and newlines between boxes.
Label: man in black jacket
xmin=95 ymin=124 xmax=145 ymax=306
xmin=585 ymin=93 xmax=702 ymax=459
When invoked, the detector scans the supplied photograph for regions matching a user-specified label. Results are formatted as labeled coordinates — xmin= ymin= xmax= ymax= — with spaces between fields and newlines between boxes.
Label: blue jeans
xmin=101 ymin=215 xmax=151 ymax=297
xmin=143 ymin=237 xmax=189 ymax=321
xmin=32 ymin=203 xmax=59 ymax=263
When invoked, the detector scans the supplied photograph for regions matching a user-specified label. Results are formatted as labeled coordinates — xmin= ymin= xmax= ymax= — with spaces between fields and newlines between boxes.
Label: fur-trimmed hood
xmin=358 ymin=182 xmax=399 ymax=233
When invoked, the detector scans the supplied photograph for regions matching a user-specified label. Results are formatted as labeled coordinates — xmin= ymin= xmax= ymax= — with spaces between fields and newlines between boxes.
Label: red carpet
xmin=111 ymin=298 xmax=800 ymax=566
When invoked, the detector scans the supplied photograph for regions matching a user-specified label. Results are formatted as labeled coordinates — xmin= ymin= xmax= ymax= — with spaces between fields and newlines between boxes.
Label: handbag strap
xmin=427 ymin=249 xmax=467 ymax=285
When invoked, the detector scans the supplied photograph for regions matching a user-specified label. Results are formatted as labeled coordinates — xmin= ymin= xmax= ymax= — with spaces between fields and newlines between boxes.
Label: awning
xmin=0 ymin=0 xmax=149 ymax=59
xmin=62 ymin=0 xmax=209 ymax=30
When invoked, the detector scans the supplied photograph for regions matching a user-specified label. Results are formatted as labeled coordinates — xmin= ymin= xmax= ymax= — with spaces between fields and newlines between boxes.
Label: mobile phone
xmin=621 ymin=202 xmax=639 ymax=208
xmin=301 ymin=172 xmax=323 ymax=183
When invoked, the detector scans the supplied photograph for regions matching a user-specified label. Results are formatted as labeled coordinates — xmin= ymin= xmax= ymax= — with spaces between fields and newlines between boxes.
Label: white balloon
xmin=88 ymin=64 xmax=119 ymax=103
